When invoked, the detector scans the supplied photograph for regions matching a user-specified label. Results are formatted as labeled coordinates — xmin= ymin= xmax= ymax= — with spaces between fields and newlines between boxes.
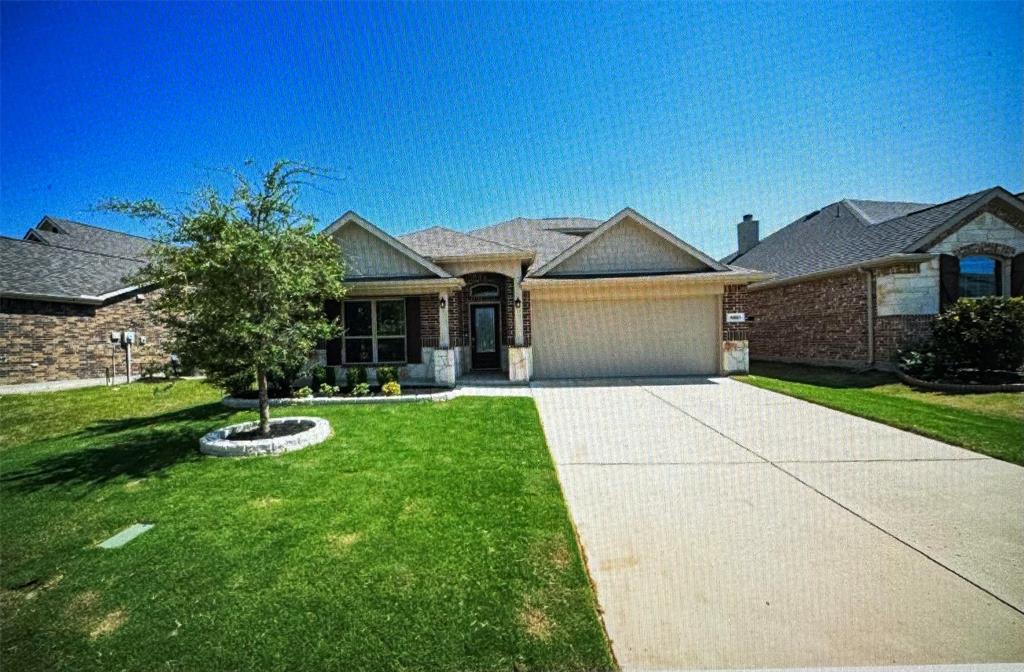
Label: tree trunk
xmin=257 ymin=367 xmax=271 ymax=436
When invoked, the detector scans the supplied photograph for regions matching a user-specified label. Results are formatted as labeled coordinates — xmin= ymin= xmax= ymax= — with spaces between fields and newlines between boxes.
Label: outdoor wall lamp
xmin=514 ymin=297 xmax=522 ymax=309
xmin=439 ymin=297 xmax=447 ymax=309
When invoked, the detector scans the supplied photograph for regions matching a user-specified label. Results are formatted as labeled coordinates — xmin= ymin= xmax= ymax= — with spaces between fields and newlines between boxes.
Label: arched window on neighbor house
xmin=958 ymin=255 xmax=1001 ymax=298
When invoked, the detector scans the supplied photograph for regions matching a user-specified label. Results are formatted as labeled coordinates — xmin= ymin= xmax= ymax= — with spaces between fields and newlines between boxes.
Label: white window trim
xmin=343 ymin=298 xmax=407 ymax=365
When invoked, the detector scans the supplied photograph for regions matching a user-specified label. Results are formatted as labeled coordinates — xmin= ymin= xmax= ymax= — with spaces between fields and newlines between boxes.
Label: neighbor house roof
xmin=0 ymin=236 xmax=146 ymax=303
xmin=26 ymin=215 xmax=155 ymax=260
xmin=729 ymin=188 xmax=1019 ymax=282
xmin=397 ymin=226 xmax=531 ymax=261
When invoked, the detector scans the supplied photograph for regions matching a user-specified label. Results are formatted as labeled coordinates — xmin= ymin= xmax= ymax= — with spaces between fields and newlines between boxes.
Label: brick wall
xmin=722 ymin=284 xmax=749 ymax=341
xmin=0 ymin=293 xmax=168 ymax=384
xmin=419 ymin=294 xmax=441 ymax=348
xmin=746 ymin=271 xmax=870 ymax=366
xmin=874 ymin=314 xmax=932 ymax=365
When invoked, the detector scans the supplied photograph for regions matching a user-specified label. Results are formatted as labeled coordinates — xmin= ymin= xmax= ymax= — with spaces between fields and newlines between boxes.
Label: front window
xmin=958 ymin=256 xmax=1001 ymax=298
xmin=343 ymin=299 xmax=406 ymax=363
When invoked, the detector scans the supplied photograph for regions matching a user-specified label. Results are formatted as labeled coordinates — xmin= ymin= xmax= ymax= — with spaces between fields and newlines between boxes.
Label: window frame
xmin=470 ymin=283 xmax=500 ymax=299
xmin=342 ymin=298 xmax=407 ymax=365
xmin=957 ymin=255 xmax=1002 ymax=299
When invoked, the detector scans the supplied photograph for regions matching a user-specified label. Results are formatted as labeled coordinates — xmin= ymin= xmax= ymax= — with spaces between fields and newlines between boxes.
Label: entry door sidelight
xmin=470 ymin=304 xmax=500 ymax=370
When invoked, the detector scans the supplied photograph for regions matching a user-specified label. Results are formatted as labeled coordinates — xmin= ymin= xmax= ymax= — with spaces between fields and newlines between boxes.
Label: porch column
xmin=513 ymin=276 xmax=525 ymax=346
xmin=438 ymin=291 xmax=450 ymax=349
xmin=434 ymin=291 xmax=457 ymax=386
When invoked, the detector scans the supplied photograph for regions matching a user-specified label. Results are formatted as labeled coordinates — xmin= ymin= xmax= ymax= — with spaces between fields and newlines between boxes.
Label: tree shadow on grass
xmin=1 ymin=402 xmax=235 ymax=493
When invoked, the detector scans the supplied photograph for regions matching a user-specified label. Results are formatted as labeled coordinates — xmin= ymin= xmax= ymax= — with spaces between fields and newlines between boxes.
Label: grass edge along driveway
xmin=736 ymin=362 xmax=1023 ymax=466
xmin=0 ymin=380 xmax=615 ymax=672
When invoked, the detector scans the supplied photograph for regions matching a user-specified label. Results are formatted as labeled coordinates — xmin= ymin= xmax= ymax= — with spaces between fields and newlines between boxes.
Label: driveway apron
xmin=531 ymin=377 xmax=1024 ymax=670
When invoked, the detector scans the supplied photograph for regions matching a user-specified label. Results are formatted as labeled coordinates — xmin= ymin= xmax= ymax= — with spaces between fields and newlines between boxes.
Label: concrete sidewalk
xmin=531 ymin=377 xmax=1024 ymax=671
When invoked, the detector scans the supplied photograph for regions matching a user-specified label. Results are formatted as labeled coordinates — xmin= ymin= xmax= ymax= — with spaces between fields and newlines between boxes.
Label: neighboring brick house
xmin=0 ymin=217 xmax=167 ymax=385
xmin=723 ymin=187 xmax=1024 ymax=369
xmin=320 ymin=208 xmax=767 ymax=384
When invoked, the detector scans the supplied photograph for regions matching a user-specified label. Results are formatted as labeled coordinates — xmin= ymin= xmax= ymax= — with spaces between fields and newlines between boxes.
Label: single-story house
xmin=0 ymin=216 xmax=166 ymax=385
xmin=322 ymin=208 xmax=767 ymax=384
xmin=724 ymin=186 xmax=1024 ymax=368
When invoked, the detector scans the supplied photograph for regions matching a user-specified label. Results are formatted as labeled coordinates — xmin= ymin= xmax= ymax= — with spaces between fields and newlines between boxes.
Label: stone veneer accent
xmin=0 ymin=294 xmax=168 ymax=384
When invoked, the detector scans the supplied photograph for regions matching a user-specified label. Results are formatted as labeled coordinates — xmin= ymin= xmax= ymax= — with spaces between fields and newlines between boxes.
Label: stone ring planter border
xmin=199 ymin=417 xmax=332 ymax=457
xmin=221 ymin=389 xmax=459 ymax=409
xmin=896 ymin=369 xmax=1024 ymax=394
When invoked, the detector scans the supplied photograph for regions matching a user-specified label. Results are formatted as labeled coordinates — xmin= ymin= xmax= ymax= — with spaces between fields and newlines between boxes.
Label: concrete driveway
xmin=531 ymin=377 xmax=1024 ymax=671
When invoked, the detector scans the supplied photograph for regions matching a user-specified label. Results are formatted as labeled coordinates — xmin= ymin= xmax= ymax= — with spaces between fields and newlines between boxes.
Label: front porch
xmin=318 ymin=271 xmax=533 ymax=387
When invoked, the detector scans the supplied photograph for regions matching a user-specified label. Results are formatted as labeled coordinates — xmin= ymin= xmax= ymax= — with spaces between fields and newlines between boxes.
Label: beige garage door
xmin=531 ymin=293 xmax=720 ymax=379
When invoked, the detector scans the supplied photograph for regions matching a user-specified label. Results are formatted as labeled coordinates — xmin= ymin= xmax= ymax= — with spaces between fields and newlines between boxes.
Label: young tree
xmin=102 ymin=160 xmax=346 ymax=435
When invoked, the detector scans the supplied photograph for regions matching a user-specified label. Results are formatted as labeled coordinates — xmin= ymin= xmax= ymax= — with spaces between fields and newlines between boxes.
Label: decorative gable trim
xmin=905 ymin=188 xmax=1024 ymax=253
xmin=322 ymin=211 xmax=451 ymax=279
xmin=531 ymin=207 xmax=727 ymax=277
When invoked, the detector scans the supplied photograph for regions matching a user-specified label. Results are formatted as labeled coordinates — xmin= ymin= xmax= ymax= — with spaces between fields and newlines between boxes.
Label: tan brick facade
xmin=0 ymin=293 xmax=169 ymax=384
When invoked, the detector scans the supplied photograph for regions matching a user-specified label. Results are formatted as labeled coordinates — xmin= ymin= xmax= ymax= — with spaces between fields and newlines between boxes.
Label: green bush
xmin=294 ymin=386 xmax=314 ymax=399
xmin=318 ymin=382 xmax=339 ymax=397
xmin=222 ymin=370 xmax=256 ymax=397
xmin=267 ymin=354 xmax=307 ymax=395
xmin=381 ymin=380 xmax=402 ymax=396
xmin=376 ymin=366 xmax=400 ymax=386
xmin=325 ymin=366 xmax=337 ymax=387
xmin=932 ymin=297 xmax=1024 ymax=373
xmin=350 ymin=382 xmax=371 ymax=397
xmin=309 ymin=364 xmax=327 ymax=391
xmin=345 ymin=367 xmax=368 ymax=390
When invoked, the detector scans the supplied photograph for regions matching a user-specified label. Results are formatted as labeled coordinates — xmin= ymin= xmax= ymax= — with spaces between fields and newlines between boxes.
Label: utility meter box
xmin=121 ymin=331 xmax=136 ymax=345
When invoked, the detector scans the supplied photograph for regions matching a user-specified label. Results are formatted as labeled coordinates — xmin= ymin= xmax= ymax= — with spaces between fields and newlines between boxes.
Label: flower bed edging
xmin=221 ymin=389 xmax=459 ymax=409
xmin=199 ymin=417 xmax=332 ymax=457
xmin=896 ymin=369 xmax=1024 ymax=394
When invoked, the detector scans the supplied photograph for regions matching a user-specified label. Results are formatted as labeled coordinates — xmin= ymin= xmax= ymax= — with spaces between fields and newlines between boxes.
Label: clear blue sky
xmin=2 ymin=1 xmax=1020 ymax=258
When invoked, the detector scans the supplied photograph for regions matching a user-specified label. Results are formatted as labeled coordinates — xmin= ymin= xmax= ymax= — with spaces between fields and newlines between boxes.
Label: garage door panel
xmin=531 ymin=294 xmax=719 ymax=379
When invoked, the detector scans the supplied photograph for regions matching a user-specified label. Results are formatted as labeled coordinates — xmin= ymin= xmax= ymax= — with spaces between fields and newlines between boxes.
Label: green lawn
xmin=737 ymin=363 xmax=1024 ymax=466
xmin=0 ymin=381 xmax=614 ymax=672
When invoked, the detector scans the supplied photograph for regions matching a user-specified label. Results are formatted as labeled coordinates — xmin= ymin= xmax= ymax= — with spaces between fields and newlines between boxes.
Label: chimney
xmin=737 ymin=214 xmax=759 ymax=255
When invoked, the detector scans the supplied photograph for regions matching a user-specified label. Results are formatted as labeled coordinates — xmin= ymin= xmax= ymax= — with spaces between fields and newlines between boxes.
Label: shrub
xmin=381 ymin=380 xmax=402 ymax=396
xmin=268 ymin=354 xmax=307 ymax=396
xmin=931 ymin=297 xmax=1024 ymax=373
xmin=309 ymin=364 xmax=327 ymax=391
xmin=294 ymin=386 xmax=314 ymax=398
xmin=223 ymin=370 xmax=256 ymax=397
xmin=350 ymin=382 xmax=371 ymax=397
xmin=376 ymin=366 xmax=400 ymax=386
xmin=346 ymin=367 xmax=368 ymax=390
xmin=318 ymin=382 xmax=339 ymax=397
xmin=325 ymin=366 xmax=337 ymax=388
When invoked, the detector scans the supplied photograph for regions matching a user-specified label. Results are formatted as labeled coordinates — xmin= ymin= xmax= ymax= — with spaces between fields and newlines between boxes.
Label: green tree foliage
xmin=101 ymin=161 xmax=346 ymax=434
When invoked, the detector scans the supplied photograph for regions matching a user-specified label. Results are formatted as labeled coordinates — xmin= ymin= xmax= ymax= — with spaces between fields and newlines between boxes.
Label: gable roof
xmin=27 ymin=215 xmax=156 ymax=261
xmin=322 ymin=211 xmax=451 ymax=279
xmin=730 ymin=187 xmax=1022 ymax=283
xmin=467 ymin=217 xmax=593 ymax=274
xmin=531 ymin=207 xmax=727 ymax=277
xmin=0 ymin=236 xmax=145 ymax=303
xmin=397 ymin=226 xmax=531 ymax=261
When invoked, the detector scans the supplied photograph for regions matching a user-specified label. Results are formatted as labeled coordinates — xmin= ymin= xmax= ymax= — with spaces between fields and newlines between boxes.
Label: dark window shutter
xmin=325 ymin=300 xmax=342 ymax=366
xmin=939 ymin=254 xmax=960 ymax=310
xmin=405 ymin=297 xmax=422 ymax=363
xmin=1012 ymin=254 xmax=1024 ymax=297
xmin=994 ymin=259 xmax=1003 ymax=296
